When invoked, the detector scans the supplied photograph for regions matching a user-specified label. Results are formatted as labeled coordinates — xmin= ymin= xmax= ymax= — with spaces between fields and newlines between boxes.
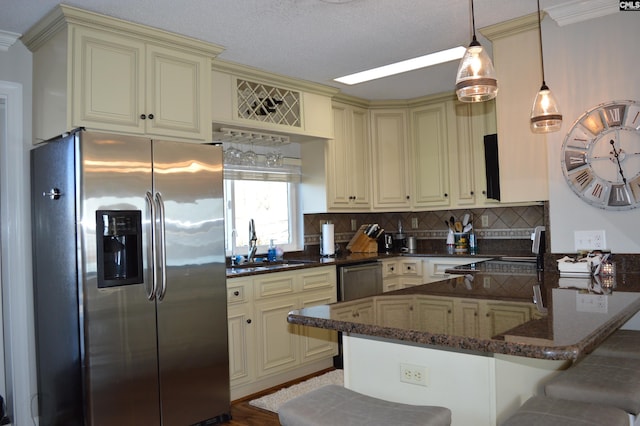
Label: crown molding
xmin=0 ymin=30 xmax=20 ymax=51
xmin=545 ymin=0 xmax=618 ymax=26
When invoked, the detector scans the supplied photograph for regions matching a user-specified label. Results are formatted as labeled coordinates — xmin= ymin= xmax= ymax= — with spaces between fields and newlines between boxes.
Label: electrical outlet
xmin=483 ymin=277 xmax=491 ymax=289
xmin=399 ymin=363 xmax=428 ymax=386
xmin=411 ymin=217 xmax=418 ymax=229
xmin=574 ymin=230 xmax=607 ymax=251
xmin=481 ymin=215 xmax=489 ymax=227
xmin=351 ymin=219 xmax=357 ymax=231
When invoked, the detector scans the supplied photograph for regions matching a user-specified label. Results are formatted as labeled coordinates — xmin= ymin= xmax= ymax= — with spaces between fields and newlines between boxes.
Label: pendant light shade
xmin=455 ymin=0 xmax=498 ymax=103
xmin=530 ymin=0 xmax=562 ymax=133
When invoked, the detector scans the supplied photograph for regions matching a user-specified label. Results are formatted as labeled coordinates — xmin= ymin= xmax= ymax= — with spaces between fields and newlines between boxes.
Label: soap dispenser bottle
xmin=268 ymin=239 xmax=277 ymax=262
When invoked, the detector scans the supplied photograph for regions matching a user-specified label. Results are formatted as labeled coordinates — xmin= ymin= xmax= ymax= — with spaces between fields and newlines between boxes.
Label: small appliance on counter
xmin=393 ymin=220 xmax=407 ymax=252
xmin=378 ymin=233 xmax=394 ymax=253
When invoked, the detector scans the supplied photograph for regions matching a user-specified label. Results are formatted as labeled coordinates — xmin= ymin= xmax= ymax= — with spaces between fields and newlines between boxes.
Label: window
xmin=223 ymin=166 xmax=301 ymax=257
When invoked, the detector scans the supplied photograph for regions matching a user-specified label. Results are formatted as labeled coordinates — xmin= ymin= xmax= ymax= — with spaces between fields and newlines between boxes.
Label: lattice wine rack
xmin=236 ymin=79 xmax=301 ymax=127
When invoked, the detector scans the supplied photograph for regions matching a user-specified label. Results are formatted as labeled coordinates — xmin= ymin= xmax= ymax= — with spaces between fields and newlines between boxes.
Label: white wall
xmin=544 ymin=12 xmax=640 ymax=253
xmin=0 ymin=38 xmax=36 ymax=425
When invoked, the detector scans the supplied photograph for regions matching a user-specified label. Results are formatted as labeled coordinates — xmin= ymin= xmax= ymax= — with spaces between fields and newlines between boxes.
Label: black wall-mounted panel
xmin=484 ymin=134 xmax=501 ymax=201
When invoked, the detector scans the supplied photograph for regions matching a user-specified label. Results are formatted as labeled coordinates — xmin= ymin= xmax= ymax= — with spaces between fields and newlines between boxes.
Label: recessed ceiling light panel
xmin=334 ymin=46 xmax=467 ymax=85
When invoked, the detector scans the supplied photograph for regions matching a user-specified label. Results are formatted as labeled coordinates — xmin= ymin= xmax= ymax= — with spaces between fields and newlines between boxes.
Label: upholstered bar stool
xmin=500 ymin=396 xmax=629 ymax=426
xmin=544 ymin=354 xmax=640 ymax=417
xmin=278 ymin=385 xmax=452 ymax=426
xmin=592 ymin=329 xmax=640 ymax=359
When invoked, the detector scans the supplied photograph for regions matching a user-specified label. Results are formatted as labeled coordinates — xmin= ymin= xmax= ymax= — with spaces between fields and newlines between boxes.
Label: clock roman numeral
xmin=563 ymin=150 xmax=587 ymax=171
xmin=608 ymin=184 xmax=632 ymax=206
xmin=591 ymin=182 xmax=603 ymax=198
xmin=570 ymin=169 xmax=593 ymax=190
xmin=630 ymin=176 xmax=640 ymax=202
xmin=623 ymin=103 xmax=640 ymax=129
xmin=604 ymin=104 xmax=625 ymax=127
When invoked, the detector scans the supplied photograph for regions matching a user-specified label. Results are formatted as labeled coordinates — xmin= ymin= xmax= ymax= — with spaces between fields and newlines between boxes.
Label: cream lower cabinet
xmin=24 ymin=5 xmax=220 ymax=142
xmin=227 ymin=266 xmax=337 ymax=400
xmin=381 ymin=257 xmax=425 ymax=292
xmin=326 ymin=101 xmax=371 ymax=210
xmin=332 ymin=299 xmax=375 ymax=324
xmin=372 ymin=294 xmax=540 ymax=340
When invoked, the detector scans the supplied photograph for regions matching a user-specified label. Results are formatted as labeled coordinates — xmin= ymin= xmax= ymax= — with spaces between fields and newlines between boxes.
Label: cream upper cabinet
xmin=481 ymin=14 xmax=549 ymax=203
xmin=326 ymin=101 xmax=371 ymax=210
xmin=23 ymin=5 xmax=222 ymax=143
xmin=73 ymin=27 xmax=211 ymax=140
xmin=211 ymin=62 xmax=336 ymax=140
xmin=410 ymin=102 xmax=451 ymax=208
xmin=447 ymin=99 xmax=500 ymax=208
xmin=370 ymin=109 xmax=412 ymax=210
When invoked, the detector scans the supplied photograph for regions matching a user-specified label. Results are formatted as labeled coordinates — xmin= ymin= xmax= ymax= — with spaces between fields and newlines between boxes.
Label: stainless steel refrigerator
xmin=31 ymin=129 xmax=230 ymax=425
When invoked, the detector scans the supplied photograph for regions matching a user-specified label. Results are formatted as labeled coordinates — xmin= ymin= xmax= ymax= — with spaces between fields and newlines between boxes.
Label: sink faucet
xmin=248 ymin=219 xmax=257 ymax=262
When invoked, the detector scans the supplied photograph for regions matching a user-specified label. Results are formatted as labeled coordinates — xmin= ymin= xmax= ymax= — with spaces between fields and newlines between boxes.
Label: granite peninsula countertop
xmin=287 ymin=260 xmax=640 ymax=361
xmin=226 ymin=249 xmax=533 ymax=277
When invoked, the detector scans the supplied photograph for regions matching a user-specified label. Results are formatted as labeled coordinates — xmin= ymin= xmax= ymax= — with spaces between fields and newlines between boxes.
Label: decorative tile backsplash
xmin=304 ymin=204 xmax=544 ymax=247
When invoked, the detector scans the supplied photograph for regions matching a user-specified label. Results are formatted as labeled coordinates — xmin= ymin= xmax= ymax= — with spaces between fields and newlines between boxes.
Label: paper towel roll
xmin=322 ymin=223 xmax=335 ymax=256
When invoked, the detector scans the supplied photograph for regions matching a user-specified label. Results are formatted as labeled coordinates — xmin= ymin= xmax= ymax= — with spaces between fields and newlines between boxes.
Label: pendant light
xmin=530 ymin=0 xmax=562 ymax=133
xmin=455 ymin=0 xmax=498 ymax=103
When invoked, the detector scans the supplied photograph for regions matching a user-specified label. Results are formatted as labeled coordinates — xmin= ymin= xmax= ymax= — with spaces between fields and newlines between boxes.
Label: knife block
xmin=347 ymin=225 xmax=379 ymax=253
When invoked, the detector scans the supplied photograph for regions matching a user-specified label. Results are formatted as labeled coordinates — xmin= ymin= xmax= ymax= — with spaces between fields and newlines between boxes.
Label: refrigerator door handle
xmin=145 ymin=191 xmax=157 ymax=301
xmin=154 ymin=192 xmax=168 ymax=301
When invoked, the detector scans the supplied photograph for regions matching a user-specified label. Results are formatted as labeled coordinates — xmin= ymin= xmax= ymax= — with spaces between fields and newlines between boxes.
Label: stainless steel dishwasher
xmin=334 ymin=261 xmax=383 ymax=368
xmin=337 ymin=261 xmax=383 ymax=301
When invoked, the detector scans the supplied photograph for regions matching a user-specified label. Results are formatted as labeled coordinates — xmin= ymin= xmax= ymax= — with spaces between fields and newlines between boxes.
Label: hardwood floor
xmin=227 ymin=367 xmax=335 ymax=426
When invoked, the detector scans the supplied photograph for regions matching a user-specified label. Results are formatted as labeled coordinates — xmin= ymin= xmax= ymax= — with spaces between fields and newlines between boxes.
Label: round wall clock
xmin=561 ymin=99 xmax=640 ymax=210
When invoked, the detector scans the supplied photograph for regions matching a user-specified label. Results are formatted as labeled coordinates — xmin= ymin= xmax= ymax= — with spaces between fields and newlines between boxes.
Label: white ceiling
xmin=1 ymin=0 xmax=590 ymax=100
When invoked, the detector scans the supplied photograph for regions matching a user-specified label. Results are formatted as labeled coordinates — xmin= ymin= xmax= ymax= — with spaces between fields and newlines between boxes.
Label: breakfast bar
xmin=287 ymin=261 xmax=640 ymax=425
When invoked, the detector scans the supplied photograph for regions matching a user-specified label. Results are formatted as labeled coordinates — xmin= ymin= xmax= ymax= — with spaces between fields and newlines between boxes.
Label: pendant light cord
xmin=537 ymin=0 xmax=546 ymax=84
xmin=471 ymin=0 xmax=477 ymax=41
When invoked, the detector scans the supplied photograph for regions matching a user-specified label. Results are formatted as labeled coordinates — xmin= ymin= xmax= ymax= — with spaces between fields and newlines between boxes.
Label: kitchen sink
xmin=227 ymin=258 xmax=319 ymax=275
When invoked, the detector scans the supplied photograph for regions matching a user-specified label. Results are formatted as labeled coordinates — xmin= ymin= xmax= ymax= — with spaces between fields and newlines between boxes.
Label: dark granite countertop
xmin=287 ymin=260 xmax=640 ymax=361
xmin=226 ymin=249 xmax=533 ymax=277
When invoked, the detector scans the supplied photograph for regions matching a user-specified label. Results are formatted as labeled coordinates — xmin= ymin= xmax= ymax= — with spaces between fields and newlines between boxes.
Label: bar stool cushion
xmin=278 ymin=384 xmax=452 ymax=426
xmin=545 ymin=354 xmax=640 ymax=415
xmin=592 ymin=329 xmax=640 ymax=359
xmin=500 ymin=396 xmax=629 ymax=426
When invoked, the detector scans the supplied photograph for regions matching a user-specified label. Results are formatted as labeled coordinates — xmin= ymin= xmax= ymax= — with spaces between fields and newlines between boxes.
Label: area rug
xmin=249 ymin=369 xmax=344 ymax=413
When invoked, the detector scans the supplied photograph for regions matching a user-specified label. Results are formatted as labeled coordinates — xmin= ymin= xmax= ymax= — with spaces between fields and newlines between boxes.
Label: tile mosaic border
xmin=304 ymin=228 xmax=534 ymax=245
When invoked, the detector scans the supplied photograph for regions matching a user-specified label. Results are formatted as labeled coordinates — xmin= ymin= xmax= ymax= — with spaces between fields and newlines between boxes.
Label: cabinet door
xmin=332 ymin=301 xmax=374 ymax=324
xmin=370 ymin=109 xmax=411 ymax=209
xmin=72 ymin=26 xmax=146 ymax=134
xmin=350 ymin=107 xmax=371 ymax=207
xmin=411 ymin=103 xmax=450 ymax=207
xmin=146 ymin=44 xmax=210 ymax=140
xmin=299 ymin=292 xmax=338 ymax=363
xmin=254 ymin=297 xmax=299 ymax=377
xmin=376 ymin=297 xmax=413 ymax=328
xmin=327 ymin=105 xmax=351 ymax=207
xmin=413 ymin=297 xmax=454 ymax=334
xmin=484 ymin=302 xmax=532 ymax=337
xmin=227 ymin=305 xmax=254 ymax=386
xmin=455 ymin=300 xmax=481 ymax=338
xmin=448 ymin=101 xmax=476 ymax=206
xmin=327 ymin=103 xmax=371 ymax=210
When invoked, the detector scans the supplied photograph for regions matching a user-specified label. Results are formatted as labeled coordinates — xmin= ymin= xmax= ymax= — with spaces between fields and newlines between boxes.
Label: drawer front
xmin=401 ymin=259 xmax=422 ymax=276
xmin=227 ymin=278 xmax=252 ymax=304
xmin=255 ymin=274 xmax=296 ymax=299
xmin=381 ymin=260 xmax=399 ymax=278
xmin=300 ymin=266 xmax=336 ymax=292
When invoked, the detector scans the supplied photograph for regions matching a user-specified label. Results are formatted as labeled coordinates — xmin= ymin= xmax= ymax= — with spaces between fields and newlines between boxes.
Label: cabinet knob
xmin=406 ymin=195 xmax=410 ymax=200
xmin=148 ymin=113 xmax=154 ymax=119
xmin=246 ymin=319 xmax=252 ymax=324
xmin=140 ymin=114 xmax=146 ymax=119
xmin=470 ymin=191 xmax=474 ymax=195
xmin=233 ymin=291 xmax=240 ymax=296
xmin=482 ymin=190 xmax=486 ymax=195
xmin=444 ymin=193 xmax=448 ymax=198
